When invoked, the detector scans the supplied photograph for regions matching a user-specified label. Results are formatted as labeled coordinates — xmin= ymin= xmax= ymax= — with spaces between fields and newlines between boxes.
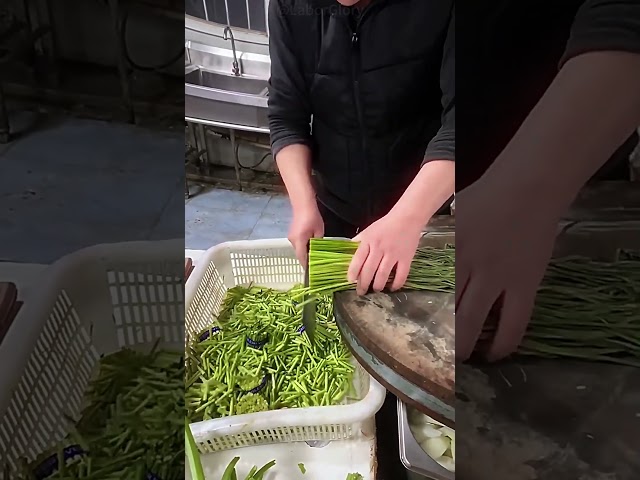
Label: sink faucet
xmin=223 ymin=26 xmax=241 ymax=76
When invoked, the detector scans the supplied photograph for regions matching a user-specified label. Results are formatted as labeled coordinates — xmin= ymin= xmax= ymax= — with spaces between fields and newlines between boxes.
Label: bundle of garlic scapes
xmin=408 ymin=409 xmax=455 ymax=472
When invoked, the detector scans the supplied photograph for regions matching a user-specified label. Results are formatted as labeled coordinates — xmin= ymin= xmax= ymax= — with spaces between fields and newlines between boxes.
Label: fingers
xmin=294 ymin=241 xmax=308 ymax=266
xmin=288 ymin=232 xmax=310 ymax=266
xmin=390 ymin=260 xmax=410 ymax=291
xmin=373 ymin=257 xmax=397 ymax=292
xmin=288 ymin=221 xmax=324 ymax=267
xmin=455 ymin=276 xmax=498 ymax=361
xmin=356 ymin=247 xmax=383 ymax=295
xmin=348 ymin=242 xmax=370 ymax=284
xmin=487 ymin=286 xmax=536 ymax=361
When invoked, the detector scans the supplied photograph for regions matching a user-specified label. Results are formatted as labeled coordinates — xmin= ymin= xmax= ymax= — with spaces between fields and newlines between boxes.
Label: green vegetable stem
xmin=299 ymin=238 xmax=455 ymax=297
xmin=480 ymin=254 xmax=640 ymax=366
xmin=186 ymin=285 xmax=355 ymax=422
xmin=220 ymin=457 xmax=276 ymax=480
xmin=186 ymin=423 xmax=205 ymax=480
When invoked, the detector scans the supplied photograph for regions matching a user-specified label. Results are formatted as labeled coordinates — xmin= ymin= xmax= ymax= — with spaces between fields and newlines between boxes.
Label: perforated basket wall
xmin=0 ymin=241 xmax=184 ymax=476
xmin=185 ymin=239 xmax=386 ymax=454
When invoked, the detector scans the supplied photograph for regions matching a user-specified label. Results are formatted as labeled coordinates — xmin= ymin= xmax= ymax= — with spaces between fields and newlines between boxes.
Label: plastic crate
xmin=185 ymin=238 xmax=386 ymax=454
xmin=0 ymin=240 xmax=184 ymax=475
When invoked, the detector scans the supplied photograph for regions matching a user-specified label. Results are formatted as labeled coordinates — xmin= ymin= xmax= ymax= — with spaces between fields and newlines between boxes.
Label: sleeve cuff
xmin=560 ymin=1 xmax=640 ymax=67
xmin=422 ymin=129 xmax=455 ymax=166
xmin=271 ymin=135 xmax=312 ymax=158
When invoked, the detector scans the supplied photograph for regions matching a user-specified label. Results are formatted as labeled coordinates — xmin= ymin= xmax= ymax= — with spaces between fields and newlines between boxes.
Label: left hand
xmin=347 ymin=211 xmax=424 ymax=295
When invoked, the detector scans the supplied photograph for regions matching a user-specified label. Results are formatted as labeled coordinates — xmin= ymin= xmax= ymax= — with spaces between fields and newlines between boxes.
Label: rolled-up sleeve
xmin=423 ymin=5 xmax=455 ymax=165
xmin=560 ymin=0 xmax=640 ymax=67
xmin=268 ymin=0 xmax=312 ymax=158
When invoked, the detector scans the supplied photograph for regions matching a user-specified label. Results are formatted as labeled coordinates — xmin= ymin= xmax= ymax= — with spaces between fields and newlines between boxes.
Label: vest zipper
xmin=348 ymin=3 xmax=384 ymax=222
xmin=350 ymin=23 xmax=372 ymax=220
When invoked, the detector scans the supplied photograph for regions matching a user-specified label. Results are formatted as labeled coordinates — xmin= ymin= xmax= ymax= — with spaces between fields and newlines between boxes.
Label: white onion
xmin=450 ymin=436 xmax=455 ymax=461
xmin=413 ymin=423 xmax=443 ymax=443
xmin=438 ymin=455 xmax=455 ymax=472
xmin=408 ymin=408 xmax=456 ymax=472
xmin=420 ymin=436 xmax=449 ymax=459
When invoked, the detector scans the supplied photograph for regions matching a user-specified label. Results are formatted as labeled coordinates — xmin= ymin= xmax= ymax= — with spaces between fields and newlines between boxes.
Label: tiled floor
xmin=184 ymin=187 xmax=292 ymax=250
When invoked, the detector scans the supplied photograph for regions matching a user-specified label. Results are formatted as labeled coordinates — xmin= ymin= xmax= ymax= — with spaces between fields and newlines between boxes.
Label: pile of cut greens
xmin=10 ymin=345 xmax=184 ymax=479
xmin=185 ymin=285 xmax=355 ymax=422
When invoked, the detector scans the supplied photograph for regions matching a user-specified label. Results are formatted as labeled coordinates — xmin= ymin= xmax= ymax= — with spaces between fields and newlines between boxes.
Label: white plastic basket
xmin=0 ymin=240 xmax=184 ymax=475
xmin=185 ymin=238 xmax=386 ymax=454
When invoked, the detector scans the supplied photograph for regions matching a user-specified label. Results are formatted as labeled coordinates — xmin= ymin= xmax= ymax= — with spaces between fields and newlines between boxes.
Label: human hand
xmin=455 ymin=177 xmax=562 ymax=362
xmin=347 ymin=211 xmax=424 ymax=295
xmin=288 ymin=203 xmax=324 ymax=266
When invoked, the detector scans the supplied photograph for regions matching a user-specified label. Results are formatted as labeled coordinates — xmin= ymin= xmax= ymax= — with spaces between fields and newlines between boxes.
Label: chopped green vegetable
xmin=221 ymin=456 xmax=240 ymax=480
xmin=236 ymin=393 xmax=269 ymax=415
xmin=186 ymin=285 xmax=355 ymax=421
xmin=346 ymin=474 xmax=364 ymax=480
xmin=186 ymin=422 xmax=206 ymax=480
xmin=219 ymin=457 xmax=276 ymax=480
xmin=14 ymin=346 xmax=184 ymax=479
xmin=237 ymin=374 xmax=265 ymax=392
xmin=250 ymin=460 xmax=276 ymax=480
xmin=298 ymin=462 xmax=306 ymax=474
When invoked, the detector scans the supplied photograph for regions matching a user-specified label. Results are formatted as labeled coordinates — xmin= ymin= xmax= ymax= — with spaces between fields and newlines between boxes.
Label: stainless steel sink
xmin=185 ymin=41 xmax=271 ymax=131
xmin=185 ymin=69 xmax=268 ymax=96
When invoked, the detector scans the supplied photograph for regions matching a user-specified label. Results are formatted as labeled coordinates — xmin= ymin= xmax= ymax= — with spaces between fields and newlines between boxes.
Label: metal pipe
xmin=223 ymin=0 xmax=231 ymax=26
xmin=0 ymin=83 xmax=10 ymax=143
xmin=229 ymin=129 xmax=243 ymax=190
xmin=197 ymin=123 xmax=209 ymax=175
xmin=222 ymin=26 xmax=240 ymax=76
xmin=202 ymin=0 xmax=209 ymax=21
xmin=246 ymin=0 xmax=251 ymax=30
xmin=109 ymin=0 xmax=134 ymax=123
xmin=42 ymin=0 xmax=59 ymax=84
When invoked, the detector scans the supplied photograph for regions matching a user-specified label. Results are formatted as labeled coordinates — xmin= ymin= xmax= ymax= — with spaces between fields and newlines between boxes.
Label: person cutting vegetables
xmin=267 ymin=0 xmax=456 ymax=295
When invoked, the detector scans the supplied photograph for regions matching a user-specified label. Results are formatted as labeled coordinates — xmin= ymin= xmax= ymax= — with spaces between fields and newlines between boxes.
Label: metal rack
xmin=185 ymin=119 xmax=274 ymax=197
xmin=109 ymin=0 xmax=184 ymax=124
xmin=0 ymin=2 xmax=57 ymax=143
xmin=0 ymin=0 xmax=184 ymax=141
xmin=188 ymin=0 xmax=270 ymax=35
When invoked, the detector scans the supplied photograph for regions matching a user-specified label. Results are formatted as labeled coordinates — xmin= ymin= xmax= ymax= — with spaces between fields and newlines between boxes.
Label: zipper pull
xmin=351 ymin=32 xmax=359 ymax=47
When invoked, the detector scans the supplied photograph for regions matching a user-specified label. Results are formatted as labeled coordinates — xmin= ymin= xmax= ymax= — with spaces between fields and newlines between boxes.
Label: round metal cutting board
xmin=334 ymin=289 xmax=455 ymax=427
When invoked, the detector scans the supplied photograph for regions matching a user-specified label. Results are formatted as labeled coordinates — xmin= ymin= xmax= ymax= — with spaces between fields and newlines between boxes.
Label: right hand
xmin=288 ymin=203 xmax=324 ymax=266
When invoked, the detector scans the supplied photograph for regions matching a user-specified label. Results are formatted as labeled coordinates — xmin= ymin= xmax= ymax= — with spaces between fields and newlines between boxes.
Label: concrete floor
xmin=0 ymin=112 xmax=293 ymax=263
xmin=0 ymin=115 xmax=184 ymax=264
xmin=185 ymin=187 xmax=292 ymax=250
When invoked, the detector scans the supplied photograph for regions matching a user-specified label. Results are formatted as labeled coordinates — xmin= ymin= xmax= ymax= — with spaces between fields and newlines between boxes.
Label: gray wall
xmin=11 ymin=0 xmax=184 ymax=77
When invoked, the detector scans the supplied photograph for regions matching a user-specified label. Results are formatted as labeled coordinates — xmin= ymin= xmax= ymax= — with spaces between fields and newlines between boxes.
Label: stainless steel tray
xmin=397 ymin=398 xmax=454 ymax=480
